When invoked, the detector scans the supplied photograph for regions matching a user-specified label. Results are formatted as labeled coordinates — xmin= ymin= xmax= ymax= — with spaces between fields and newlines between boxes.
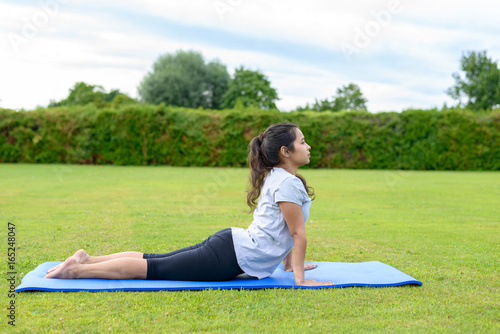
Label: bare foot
xmin=73 ymin=249 xmax=90 ymax=264
xmin=47 ymin=263 xmax=61 ymax=274
xmin=47 ymin=249 xmax=90 ymax=274
xmin=44 ymin=257 xmax=80 ymax=279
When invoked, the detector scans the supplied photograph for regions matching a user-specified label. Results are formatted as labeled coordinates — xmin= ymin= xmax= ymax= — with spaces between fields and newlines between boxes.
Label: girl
xmin=46 ymin=123 xmax=331 ymax=287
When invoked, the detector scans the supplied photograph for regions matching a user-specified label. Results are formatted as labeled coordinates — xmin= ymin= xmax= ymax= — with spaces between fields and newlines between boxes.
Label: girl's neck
xmin=276 ymin=163 xmax=298 ymax=176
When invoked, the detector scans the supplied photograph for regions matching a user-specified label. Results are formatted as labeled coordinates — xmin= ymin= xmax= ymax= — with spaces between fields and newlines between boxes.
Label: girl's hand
xmin=284 ymin=263 xmax=317 ymax=272
xmin=297 ymin=279 xmax=334 ymax=287
xmin=304 ymin=264 xmax=317 ymax=271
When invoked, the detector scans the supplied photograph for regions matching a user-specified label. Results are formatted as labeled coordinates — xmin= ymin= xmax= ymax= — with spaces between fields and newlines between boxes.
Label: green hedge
xmin=1 ymin=105 xmax=499 ymax=170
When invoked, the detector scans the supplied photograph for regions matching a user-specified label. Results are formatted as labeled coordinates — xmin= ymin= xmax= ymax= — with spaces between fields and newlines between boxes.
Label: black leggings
xmin=143 ymin=228 xmax=244 ymax=281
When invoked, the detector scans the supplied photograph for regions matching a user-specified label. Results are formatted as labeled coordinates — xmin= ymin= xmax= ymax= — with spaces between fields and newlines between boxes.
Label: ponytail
xmin=246 ymin=123 xmax=315 ymax=212
xmin=246 ymin=133 xmax=271 ymax=211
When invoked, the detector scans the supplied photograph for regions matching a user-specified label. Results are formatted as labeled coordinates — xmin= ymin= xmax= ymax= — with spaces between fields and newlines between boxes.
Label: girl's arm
xmin=283 ymin=251 xmax=292 ymax=271
xmin=279 ymin=202 xmax=332 ymax=287
xmin=283 ymin=249 xmax=317 ymax=272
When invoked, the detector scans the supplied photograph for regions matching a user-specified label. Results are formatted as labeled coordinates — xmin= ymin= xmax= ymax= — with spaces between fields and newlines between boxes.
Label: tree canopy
xmin=295 ymin=83 xmax=368 ymax=112
xmin=447 ymin=50 xmax=500 ymax=111
xmin=138 ymin=50 xmax=229 ymax=109
xmin=49 ymin=82 xmax=135 ymax=108
xmin=222 ymin=66 xmax=279 ymax=110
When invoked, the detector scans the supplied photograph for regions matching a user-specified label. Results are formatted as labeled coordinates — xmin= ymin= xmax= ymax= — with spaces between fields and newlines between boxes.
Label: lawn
xmin=1 ymin=164 xmax=498 ymax=333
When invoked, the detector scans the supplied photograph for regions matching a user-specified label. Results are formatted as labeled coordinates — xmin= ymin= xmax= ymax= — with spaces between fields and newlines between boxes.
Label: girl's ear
xmin=280 ymin=146 xmax=289 ymax=158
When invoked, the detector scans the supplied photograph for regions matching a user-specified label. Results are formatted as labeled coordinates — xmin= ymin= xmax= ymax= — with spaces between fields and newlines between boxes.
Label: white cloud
xmin=105 ymin=0 xmax=500 ymax=51
xmin=0 ymin=0 xmax=499 ymax=111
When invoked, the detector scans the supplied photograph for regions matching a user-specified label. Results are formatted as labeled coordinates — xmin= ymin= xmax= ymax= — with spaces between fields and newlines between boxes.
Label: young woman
xmin=46 ymin=123 xmax=332 ymax=287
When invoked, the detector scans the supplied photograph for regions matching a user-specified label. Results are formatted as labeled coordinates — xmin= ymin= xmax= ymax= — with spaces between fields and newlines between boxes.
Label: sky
xmin=1 ymin=0 xmax=499 ymax=112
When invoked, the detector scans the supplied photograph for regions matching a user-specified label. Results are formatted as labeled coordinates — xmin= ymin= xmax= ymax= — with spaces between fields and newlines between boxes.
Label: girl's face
xmin=287 ymin=128 xmax=311 ymax=166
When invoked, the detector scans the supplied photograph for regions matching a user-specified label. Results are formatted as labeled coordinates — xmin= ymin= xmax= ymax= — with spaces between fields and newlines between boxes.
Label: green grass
xmin=1 ymin=164 xmax=499 ymax=333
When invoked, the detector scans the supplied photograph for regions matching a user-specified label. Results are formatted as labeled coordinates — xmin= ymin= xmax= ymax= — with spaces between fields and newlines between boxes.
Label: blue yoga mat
xmin=16 ymin=261 xmax=422 ymax=292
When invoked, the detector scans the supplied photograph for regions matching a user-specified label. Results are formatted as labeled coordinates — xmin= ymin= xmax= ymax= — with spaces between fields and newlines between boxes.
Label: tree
xmin=222 ymin=67 xmax=279 ymax=110
xmin=110 ymin=93 xmax=138 ymax=108
xmin=138 ymin=50 xmax=229 ymax=109
xmin=333 ymin=83 xmax=368 ymax=111
xmin=49 ymin=82 xmax=104 ymax=107
xmin=295 ymin=83 xmax=367 ymax=112
xmin=295 ymin=98 xmax=334 ymax=112
xmin=49 ymin=82 xmax=135 ymax=108
xmin=447 ymin=50 xmax=500 ymax=111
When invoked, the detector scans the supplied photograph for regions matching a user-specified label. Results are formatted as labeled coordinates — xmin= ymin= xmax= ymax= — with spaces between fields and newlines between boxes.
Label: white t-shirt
xmin=231 ymin=167 xmax=312 ymax=279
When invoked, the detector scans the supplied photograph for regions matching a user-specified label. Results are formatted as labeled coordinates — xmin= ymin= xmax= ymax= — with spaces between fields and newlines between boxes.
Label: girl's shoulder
xmin=269 ymin=168 xmax=308 ymax=202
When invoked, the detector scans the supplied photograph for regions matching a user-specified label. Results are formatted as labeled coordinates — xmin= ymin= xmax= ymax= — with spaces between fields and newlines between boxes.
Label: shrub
xmin=0 ymin=106 xmax=498 ymax=170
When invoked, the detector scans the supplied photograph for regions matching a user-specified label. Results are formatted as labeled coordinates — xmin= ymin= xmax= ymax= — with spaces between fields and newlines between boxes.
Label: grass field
xmin=1 ymin=164 xmax=499 ymax=333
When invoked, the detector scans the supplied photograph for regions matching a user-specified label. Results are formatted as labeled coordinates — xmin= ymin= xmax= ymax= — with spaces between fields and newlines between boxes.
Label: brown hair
xmin=246 ymin=122 xmax=315 ymax=211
